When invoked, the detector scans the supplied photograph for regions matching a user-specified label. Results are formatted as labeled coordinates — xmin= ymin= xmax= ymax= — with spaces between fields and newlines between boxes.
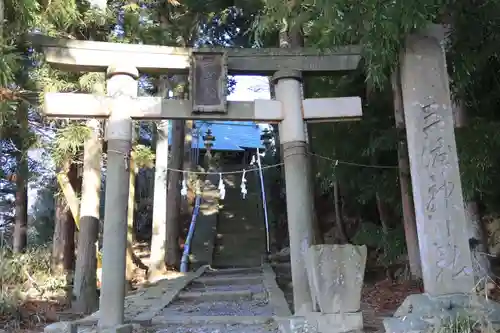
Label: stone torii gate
xmin=30 ymin=34 xmax=363 ymax=329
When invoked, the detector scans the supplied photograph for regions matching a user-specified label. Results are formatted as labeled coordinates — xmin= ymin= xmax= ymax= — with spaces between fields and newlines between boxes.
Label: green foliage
xmin=133 ymin=144 xmax=155 ymax=169
xmin=0 ymin=245 xmax=66 ymax=319
xmin=431 ymin=312 xmax=496 ymax=333
xmin=456 ymin=120 xmax=500 ymax=207
xmin=352 ymin=222 xmax=406 ymax=266
xmin=29 ymin=177 xmax=58 ymax=245
xmin=78 ymin=72 xmax=106 ymax=94
xmin=51 ymin=123 xmax=90 ymax=168
xmin=0 ymin=44 xmax=22 ymax=87
xmin=253 ymin=0 xmax=443 ymax=87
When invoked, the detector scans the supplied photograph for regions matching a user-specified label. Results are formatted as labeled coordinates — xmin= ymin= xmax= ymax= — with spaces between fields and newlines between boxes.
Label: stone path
xmin=45 ymin=265 xmax=291 ymax=333
xmin=148 ymin=266 xmax=289 ymax=333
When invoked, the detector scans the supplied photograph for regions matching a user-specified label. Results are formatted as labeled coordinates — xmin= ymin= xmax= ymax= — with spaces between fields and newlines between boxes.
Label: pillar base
xmin=277 ymin=312 xmax=363 ymax=333
xmin=99 ymin=324 xmax=134 ymax=333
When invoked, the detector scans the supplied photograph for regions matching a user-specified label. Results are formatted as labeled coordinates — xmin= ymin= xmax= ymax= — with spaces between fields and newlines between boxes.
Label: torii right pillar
xmin=272 ymin=70 xmax=315 ymax=314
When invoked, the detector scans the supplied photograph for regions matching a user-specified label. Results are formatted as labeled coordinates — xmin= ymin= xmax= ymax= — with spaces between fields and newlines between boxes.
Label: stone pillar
xmin=98 ymin=64 xmax=138 ymax=329
xmin=400 ymin=24 xmax=474 ymax=296
xmin=272 ymin=70 xmax=314 ymax=314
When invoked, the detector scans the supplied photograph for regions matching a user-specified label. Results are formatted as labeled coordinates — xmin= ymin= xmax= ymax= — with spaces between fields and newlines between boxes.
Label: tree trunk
xmin=464 ymin=199 xmax=491 ymax=284
xmin=165 ymin=119 xmax=184 ymax=269
xmin=375 ymin=192 xmax=393 ymax=279
xmin=453 ymin=102 xmax=492 ymax=283
xmin=125 ymin=144 xmax=137 ymax=286
xmin=182 ymin=119 xmax=194 ymax=220
xmin=64 ymin=163 xmax=79 ymax=273
xmin=391 ymin=68 xmax=422 ymax=279
xmin=53 ymin=193 xmax=69 ymax=272
xmin=73 ymin=119 xmax=101 ymax=314
xmin=333 ymin=180 xmax=348 ymax=244
xmin=52 ymin=162 xmax=79 ymax=276
xmin=13 ymin=152 xmax=28 ymax=253
xmin=0 ymin=0 xmax=4 ymax=38
xmin=148 ymin=119 xmax=170 ymax=280
xmin=13 ymin=103 xmax=29 ymax=253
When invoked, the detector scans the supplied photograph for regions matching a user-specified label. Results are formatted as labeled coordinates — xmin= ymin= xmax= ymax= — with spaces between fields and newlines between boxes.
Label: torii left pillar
xmin=272 ymin=70 xmax=315 ymax=314
xmin=98 ymin=64 xmax=138 ymax=329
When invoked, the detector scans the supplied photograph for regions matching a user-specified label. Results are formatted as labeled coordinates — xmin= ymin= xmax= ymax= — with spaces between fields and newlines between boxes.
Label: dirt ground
xmin=2 ymin=273 xmax=423 ymax=333
xmin=5 ymin=257 xmax=498 ymax=333
xmin=361 ymin=279 xmax=423 ymax=332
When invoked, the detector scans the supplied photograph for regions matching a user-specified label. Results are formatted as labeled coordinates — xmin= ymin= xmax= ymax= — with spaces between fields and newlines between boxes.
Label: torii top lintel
xmin=28 ymin=34 xmax=362 ymax=75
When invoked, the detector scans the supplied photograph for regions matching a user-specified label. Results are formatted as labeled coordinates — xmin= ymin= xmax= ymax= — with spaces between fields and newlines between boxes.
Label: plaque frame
xmin=190 ymin=50 xmax=228 ymax=114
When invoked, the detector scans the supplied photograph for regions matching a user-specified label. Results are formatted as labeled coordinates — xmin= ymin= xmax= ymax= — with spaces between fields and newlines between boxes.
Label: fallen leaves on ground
xmin=0 ymin=297 xmax=70 ymax=333
xmin=362 ymin=278 xmax=423 ymax=314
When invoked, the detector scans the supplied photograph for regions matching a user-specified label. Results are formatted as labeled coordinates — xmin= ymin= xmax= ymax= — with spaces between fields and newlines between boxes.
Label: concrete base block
xmin=277 ymin=312 xmax=363 ymax=333
xmin=44 ymin=322 xmax=79 ymax=333
xmin=44 ymin=322 xmax=139 ymax=333
xmin=99 ymin=324 xmax=133 ymax=333
xmin=276 ymin=316 xmax=318 ymax=333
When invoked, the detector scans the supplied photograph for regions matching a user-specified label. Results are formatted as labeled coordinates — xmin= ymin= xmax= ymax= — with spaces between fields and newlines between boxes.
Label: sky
xmin=228 ymin=76 xmax=270 ymax=101
xmin=24 ymin=75 xmax=271 ymax=213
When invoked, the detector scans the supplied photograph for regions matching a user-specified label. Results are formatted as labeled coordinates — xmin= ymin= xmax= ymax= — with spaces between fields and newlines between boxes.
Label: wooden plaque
xmin=190 ymin=51 xmax=227 ymax=113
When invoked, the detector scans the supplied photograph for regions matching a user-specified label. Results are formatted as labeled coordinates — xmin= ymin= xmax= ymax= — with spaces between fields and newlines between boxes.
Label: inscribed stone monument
xmin=400 ymin=24 xmax=474 ymax=296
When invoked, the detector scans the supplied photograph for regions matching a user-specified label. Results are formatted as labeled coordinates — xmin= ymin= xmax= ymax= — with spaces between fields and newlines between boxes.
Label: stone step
xmin=215 ymin=236 xmax=265 ymax=244
xmin=195 ymin=274 xmax=263 ymax=286
xmin=149 ymin=322 xmax=280 ymax=333
xmin=151 ymin=315 xmax=274 ymax=325
xmin=204 ymin=267 xmax=262 ymax=276
xmin=213 ymin=247 xmax=265 ymax=254
xmin=185 ymin=282 xmax=265 ymax=295
xmin=270 ymin=262 xmax=291 ymax=275
xmin=161 ymin=298 xmax=275 ymax=317
xmin=177 ymin=289 xmax=255 ymax=302
xmin=216 ymin=220 xmax=263 ymax=228
xmin=215 ymin=225 xmax=264 ymax=233
xmin=213 ymin=248 xmax=265 ymax=257
xmin=212 ymin=259 xmax=264 ymax=269
xmin=214 ymin=234 xmax=265 ymax=246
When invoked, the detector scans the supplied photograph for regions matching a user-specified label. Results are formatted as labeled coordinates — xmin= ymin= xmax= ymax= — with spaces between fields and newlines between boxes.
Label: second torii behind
xmin=32 ymin=34 xmax=363 ymax=329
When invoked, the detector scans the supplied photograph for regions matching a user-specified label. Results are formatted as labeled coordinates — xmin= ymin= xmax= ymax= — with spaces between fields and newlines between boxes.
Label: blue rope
xmin=180 ymin=195 xmax=201 ymax=272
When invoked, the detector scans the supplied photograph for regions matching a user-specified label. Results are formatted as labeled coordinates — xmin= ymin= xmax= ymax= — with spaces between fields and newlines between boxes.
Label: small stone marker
xmin=400 ymin=24 xmax=474 ymax=296
xmin=300 ymin=244 xmax=366 ymax=333
xmin=191 ymin=51 xmax=227 ymax=113
xmin=305 ymin=244 xmax=367 ymax=313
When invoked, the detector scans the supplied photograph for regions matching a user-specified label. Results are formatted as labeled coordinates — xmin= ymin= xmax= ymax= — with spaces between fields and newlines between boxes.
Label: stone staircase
xmin=212 ymin=172 xmax=267 ymax=268
xmin=44 ymin=265 xmax=291 ymax=333
xmin=153 ymin=267 xmax=280 ymax=332
xmin=150 ymin=266 xmax=291 ymax=333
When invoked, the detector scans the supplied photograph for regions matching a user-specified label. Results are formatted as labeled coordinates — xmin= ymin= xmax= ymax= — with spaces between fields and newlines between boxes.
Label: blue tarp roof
xmin=168 ymin=121 xmax=264 ymax=151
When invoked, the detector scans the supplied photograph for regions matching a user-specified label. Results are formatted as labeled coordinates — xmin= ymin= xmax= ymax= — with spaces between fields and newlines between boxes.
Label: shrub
xmin=431 ymin=311 xmax=497 ymax=333
xmin=0 ymin=245 xmax=66 ymax=320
